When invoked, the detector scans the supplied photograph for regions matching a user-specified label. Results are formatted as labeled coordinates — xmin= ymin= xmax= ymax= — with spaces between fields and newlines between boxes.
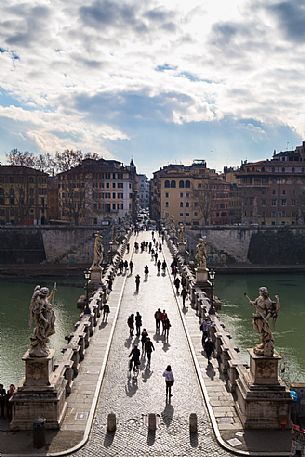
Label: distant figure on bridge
xmin=181 ymin=287 xmax=188 ymax=307
xmin=129 ymin=260 xmax=133 ymax=275
xmin=127 ymin=314 xmax=134 ymax=337
xmin=144 ymin=266 xmax=149 ymax=280
xmin=141 ymin=328 xmax=148 ymax=352
xmin=160 ymin=309 xmax=168 ymax=334
xmin=154 ymin=308 xmax=161 ymax=331
xmin=174 ymin=277 xmax=180 ymax=294
xmin=163 ymin=365 xmax=174 ymax=401
xmin=161 ymin=260 xmax=167 ymax=275
xmin=145 ymin=337 xmax=155 ymax=368
xmin=204 ymin=338 xmax=215 ymax=364
xmin=102 ymin=303 xmax=110 ymax=322
xmin=135 ymin=312 xmax=142 ymax=337
xmin=135 ymin=274 xmax=141 ymax=293
xmin=163 ymin=318 xmax=171 ymax=341
xmin=126 ymin=243 xmax=130 ymax=254
xmin=123 ymin=260 xmax=128 ymax=274
xmin=157 ymin=259 xmax=161 ymax=274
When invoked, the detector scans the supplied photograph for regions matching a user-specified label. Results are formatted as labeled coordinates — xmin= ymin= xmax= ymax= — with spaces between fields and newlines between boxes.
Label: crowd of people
xmin=0 ymin=383 xmax=16 ymax=421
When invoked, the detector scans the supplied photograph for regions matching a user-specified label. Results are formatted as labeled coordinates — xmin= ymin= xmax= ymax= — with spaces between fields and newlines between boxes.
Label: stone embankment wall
xmin=0 ymin=226 xmax=112 ymax=265
xmin=187 ymin=225 xmax=305 ymax=266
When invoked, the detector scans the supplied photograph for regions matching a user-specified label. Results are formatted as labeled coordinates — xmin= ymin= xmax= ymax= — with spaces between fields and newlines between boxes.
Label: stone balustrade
xmin=44 ymin=228 xmax=132 ymax=404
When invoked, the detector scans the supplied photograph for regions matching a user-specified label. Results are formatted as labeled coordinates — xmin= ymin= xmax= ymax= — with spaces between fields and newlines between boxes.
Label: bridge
xmin=0 ymin=230 xmax=292 ymax=456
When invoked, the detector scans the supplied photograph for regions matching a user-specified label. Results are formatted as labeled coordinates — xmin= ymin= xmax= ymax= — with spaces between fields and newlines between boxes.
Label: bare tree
xmin=6 ymin=149 xmax=36 ymax=167
xmin=192 ymin=182 xmax=215 ymax=225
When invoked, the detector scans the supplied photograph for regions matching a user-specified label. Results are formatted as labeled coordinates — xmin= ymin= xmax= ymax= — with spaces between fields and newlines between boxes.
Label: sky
xmin=0 ymin=0 xmax=304 ymax=177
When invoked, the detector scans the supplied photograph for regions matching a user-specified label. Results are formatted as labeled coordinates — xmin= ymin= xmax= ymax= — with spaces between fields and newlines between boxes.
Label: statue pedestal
xmin=195 ymin=268 xmax=209 ymax=284
xmin=10 ymin=350 xmax=67 ymax=431
xmin=235 ymin=349 xmax=291 ymax=431
xmin=90 ymin=266 xmax=102 ymax=287
xmin=178 ymin=242 xmax=186 ymax=254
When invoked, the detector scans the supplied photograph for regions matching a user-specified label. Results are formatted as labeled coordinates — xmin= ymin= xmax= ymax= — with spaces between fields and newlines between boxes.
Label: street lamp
xmin=208 ymin=268 xmax=216 ymax=315
xmin=83 ymin=269 xmax=92 ymax=314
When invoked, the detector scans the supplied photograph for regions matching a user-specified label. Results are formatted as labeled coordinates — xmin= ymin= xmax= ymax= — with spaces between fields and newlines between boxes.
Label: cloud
xmin=266 ymin=2 xmax=305 ymax=42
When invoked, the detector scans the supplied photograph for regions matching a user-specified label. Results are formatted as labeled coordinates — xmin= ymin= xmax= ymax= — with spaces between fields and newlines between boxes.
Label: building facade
xmin=236 ymin=143 xmax=305 ymax=225
xmin=57 ymin=158 xmax=137 ymax=225
xmin=150 ymin=160 xmax=231 ymax=226
xmin=0 ymin=166 xmax=48 ymax=225
xmin=136 ymin=174 xmax=149 ymax=210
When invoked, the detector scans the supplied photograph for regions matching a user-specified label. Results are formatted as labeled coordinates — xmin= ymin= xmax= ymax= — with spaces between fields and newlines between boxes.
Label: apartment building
xmin=236 ymin=142 xmax=305 ymax=225
xmin=0 ymin=166 xmax=48 ymax=225
xmin=57 ymin=158 xmax=137 ymax=225
xmin=150 ymin=160 xmax=231 ymax=226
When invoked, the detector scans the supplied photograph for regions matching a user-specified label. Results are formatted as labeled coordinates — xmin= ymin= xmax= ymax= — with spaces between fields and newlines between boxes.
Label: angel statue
xmin=196 ymin=237 xmax=207 ymax=270
xmin=28 ymin=285 xmax=56 ymax=357
xmin=244 ymin=287 xmax=280 ymax=357
xmin=92 ymin=231 xmax=104 ymax=268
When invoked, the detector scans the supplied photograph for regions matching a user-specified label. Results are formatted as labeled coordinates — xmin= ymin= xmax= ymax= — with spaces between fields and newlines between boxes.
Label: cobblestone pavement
xmin=75 ymin=231 xmax=233 ymax=457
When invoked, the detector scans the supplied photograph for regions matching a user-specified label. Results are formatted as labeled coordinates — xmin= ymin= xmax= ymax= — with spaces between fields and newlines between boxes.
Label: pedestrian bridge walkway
xmin=0 ymin=231 xmax=291 ymax=457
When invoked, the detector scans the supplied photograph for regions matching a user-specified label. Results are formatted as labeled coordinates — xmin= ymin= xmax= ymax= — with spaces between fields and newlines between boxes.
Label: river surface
xmin=216 ymin=273 xmax=305 ymax=385
xmin=0 ymin=279 xmax=82 ymax=389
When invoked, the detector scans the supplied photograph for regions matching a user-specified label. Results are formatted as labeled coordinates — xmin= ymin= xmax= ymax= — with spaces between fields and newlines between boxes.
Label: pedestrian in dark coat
xmin=204 ymin=338 xmax=215 ymax=363
xmin=135 ymin=274 xmax=140 ymax=293
xmin=141 ymin=328 xmax=148 ymax=352
xmin=0 ymin=384 xmax=6 ymax=418
xmin=154 ymin=308 xmax=161 ymax=331
xmin=135 ymin=312 xmax=142 ymax=337
xmin=129 ymin=260 xmax=133 ymax=274
xmin=145 ymin=338 xmax=155 ymax=367
xmin=181 ymin=287 xmax=187 ymax=307
xmin=127 ymin=314 xmax=134 ymax=337
xmin=174 ymin=277 xmax=180 ymax=294
xmin=102 ymin=303 xmax=110 ymax=321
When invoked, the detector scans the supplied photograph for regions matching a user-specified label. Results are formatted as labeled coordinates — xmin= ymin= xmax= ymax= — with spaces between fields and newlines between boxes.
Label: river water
xmin=0 ymin=279 xmax=82 ymax=389
xmin=216 ymin=273 xmax=305 ymax=385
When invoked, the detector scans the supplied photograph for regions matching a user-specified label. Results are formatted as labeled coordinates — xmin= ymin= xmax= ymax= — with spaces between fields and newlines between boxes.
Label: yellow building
xmin=151 ymin=160 xmax=231 ymax=226
xmin=0 ymin=166 xmax=48 ymax=225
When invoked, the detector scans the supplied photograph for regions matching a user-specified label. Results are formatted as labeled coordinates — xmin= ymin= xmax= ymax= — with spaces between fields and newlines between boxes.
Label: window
xmin=179 ymin=180 xmax=185 ymax=188
xmin=112 ymin=203 xmax=116 ymax=210
xmin=185 ymin=180 xmax=190 ymax=188
xmin=165 ymin=180 xmax=170 ymax=188
xmin=0 ymin=188 xmax=4 ymax=205
xmin=180 ymin=192 xmax=183 ymax=197
xmin=118 ymin=182 xmax=123 ymax=188
xmin=262 ymin=199 xmax=266 ymax=206
xmin=281 ymin=199 xmax=287 ymax=206
xmin=272 ymin=199 xmax=277 ymax=206
xmin=170 ymin=180 xmax=176 ymax=188
xmin=194 ymin=212 xmax=198 ymax=216
xmin=282 ymin=189 xmax=286 ymax=195
xmin=185 ymin=202 xmax=189 ymax=207
xmin=165 ymin=202 xmax=169 ymax=207
xmin=180 ymin=213 xmax=183 ymax=216
xmin=106 ymin=182 xmax=110 ymax=188
xmin=113 ymin=182 xmax=116 ymax=188
xmin=272 ymin=189 xmax=276 ymax=194
xmin=180 ymin=202 xmax=183 ymax=207
xmin=113 ymin=192 xmax=116 ymax=199
xmin=165 ymin=192 xmax=169 ymax=198
xmin=185 ymin=213 xmax=189 ymax=216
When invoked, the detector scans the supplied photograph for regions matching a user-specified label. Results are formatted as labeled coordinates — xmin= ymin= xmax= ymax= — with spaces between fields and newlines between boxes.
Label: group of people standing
xmin=0 ymin=383 xmax=16 ymax=421
xmin=154 ymin=308 xmax=172 ymax=341
xmin=127 ymin=312 xmax=155 ymax=370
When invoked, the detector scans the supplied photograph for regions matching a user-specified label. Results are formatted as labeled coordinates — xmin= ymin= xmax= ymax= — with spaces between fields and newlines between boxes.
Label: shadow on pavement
xmin=125 ymin=379 xmax=139 ymax=397
xmin=142 ymin=368 xmax=153 ymax=382
xmin=147 ymin=429 xmax=156 ymax=446
xmin=162 ymin=342 xmax=171 ymax=352
xmin=99 ymin=321 xmax=108 ymax=330
xmin=124 ymin=337 xmax=133 ymax=349
xmin=161 ymin=404 xmax=174 ymax=427
xmin=190 ymin=431 xmax=199 ymax=447
xmin=206 ymin=363 xmax=216 ymax=380
xmin=104 ymin=431 xmax=115 ymax=448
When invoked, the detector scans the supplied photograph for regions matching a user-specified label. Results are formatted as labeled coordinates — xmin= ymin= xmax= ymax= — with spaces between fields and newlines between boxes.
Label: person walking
xmin=200 ymin=318 xmax=211 ymax=347
xmin=154 ymin=308 xmax=161 ymax=331
xmin=160 ymin=309 xmax=168 ymax=334
xmin=6 ymin=384 xmax=15 ymax=421
xmin=129 ymin=343 xmax=140 ymax=373
xmin=174 ymin=277 xmax=180 ymax=294
xmin=181 ymin=287 xmax=188 ymax=307
xmin=0 ymin=384 xmax=6 ymax=418
xmin=124 ymin=259 xmax=129 ymax=274
xmin=161 ymin=260 xmax=167 ymax=275
xmin=126 ymin=243 xmax=130 ymax=254
xmin=154 ymin=252 xmax=158 ymax=264
xmin=181 ymin=275 xmax=187 ymax=289
xmin=107 ymin=276 xmax=113 ymax=292
xmin=135 ymin=311 xmax=142 ymax=337
xmin=157 ymin=259 xmax=161 ymax=274
xmin=127 ymin=313 xmax=134 ymax=337
xmin=144 ymin=265 xmax=149 ymax=280
xmin=163 ymin=318 xmax=171 ymax=341
xmin=145 ymin=337 xmax=155 ymax=368
xmin=135 ymin=274 xmax=141 ymax=293
xmin=119 ymin=259 xmax=124 ymax=274
xmin=163 ymin=365 xmax=174 ymax=401
xmin=141 ymin=328 xmax=148 ymax=352
xmin=102 ymin=303 xmax=110 ymax=322
xmin=129 ymin=260 xmax=134 ymax=275
xmin=204 ymin=338 xmax=215 ymax=363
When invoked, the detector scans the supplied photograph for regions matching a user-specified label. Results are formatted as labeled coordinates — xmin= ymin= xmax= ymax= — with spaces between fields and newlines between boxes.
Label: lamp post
xmin=83 ymin=269 xmax=92 ymax=314
xmin=209 ymin=268 xmax=216 ymax=315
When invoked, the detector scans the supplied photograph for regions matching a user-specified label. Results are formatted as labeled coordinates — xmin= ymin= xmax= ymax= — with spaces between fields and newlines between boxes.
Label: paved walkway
xmin=0 ymin=231 xmax=291 ymax=456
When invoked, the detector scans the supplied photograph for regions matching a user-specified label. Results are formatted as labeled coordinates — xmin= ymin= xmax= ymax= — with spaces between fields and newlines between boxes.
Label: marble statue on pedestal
xmin=92 ymin=231 xmax=104 ymax=268
xmin=28 ymin=286 xmax=56 ymax=357
xmin=196 ymin=237 xmax=207 ymax=270
xmin=245 ymin=287 xmax=280 ymax=357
